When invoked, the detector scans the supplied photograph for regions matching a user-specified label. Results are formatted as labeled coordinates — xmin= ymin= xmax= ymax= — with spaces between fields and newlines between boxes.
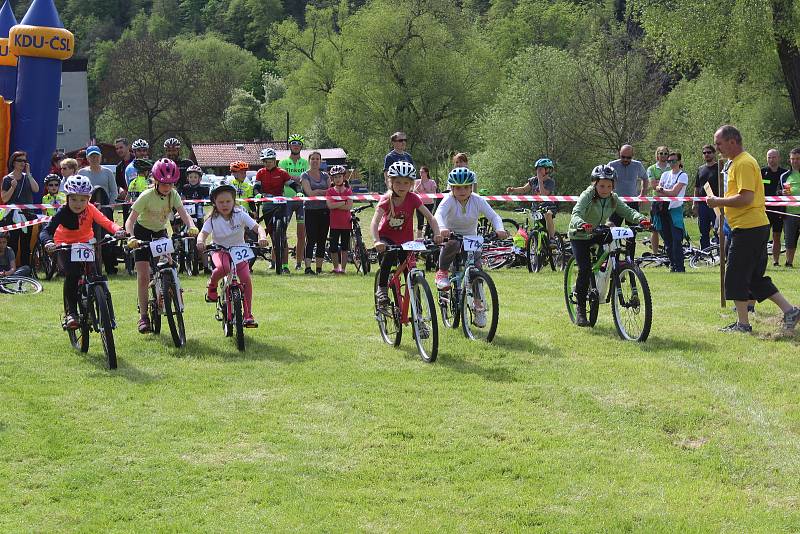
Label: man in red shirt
xmin=254 ymin=148 xmax=293 ymax=273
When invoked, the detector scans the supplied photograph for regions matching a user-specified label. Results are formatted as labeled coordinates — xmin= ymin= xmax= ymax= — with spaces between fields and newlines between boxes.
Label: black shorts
xmin=329 ymin=229 xmax=352 ymax=252
xmin=725 ymin=224 xmax=778 ymax=302
xmin=785 ymin=216 xmax=800 ymax=250
xmin=767 ymin=206 xmax=785 ymax=233
xmin=133 ymin=223 xmax=168 ymax=263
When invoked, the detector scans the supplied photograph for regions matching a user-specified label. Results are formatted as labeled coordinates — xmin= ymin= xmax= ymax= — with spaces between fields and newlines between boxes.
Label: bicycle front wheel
xmin=461 ymin=270 xmax=499 ymax=342
xmin=410 ymin=273 xmax=438 ymax=363
xmin=163 ymin=272 xmax=186 ymax=348
xmin=231 ymin=285 xmax=245 ymax=351
xmin=611 ymin=263 xmax=652 ymax=342
xmin=93 ymin=285 xmax=117 ymax=369
xmin=374 ymin=271 xmax=401 ymax=346
xmin=0 ymin=276 xmax=43 ymax=294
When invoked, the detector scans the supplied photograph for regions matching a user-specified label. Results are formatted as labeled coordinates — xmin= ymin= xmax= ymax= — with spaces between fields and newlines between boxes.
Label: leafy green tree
xmin=223 ymin=89 xmax=264 ymax=140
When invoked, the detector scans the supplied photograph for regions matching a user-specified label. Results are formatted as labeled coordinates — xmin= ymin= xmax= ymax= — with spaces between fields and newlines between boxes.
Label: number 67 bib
xmin=150 ymin=237 xmax=174 ymax=257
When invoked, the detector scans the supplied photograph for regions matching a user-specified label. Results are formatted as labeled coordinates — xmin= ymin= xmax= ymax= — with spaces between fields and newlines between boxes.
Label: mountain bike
xmin=478 ymin=216 xmax=519 ymax=238
xmin=31 ymin=239 xmax=57 ymax=280
xmin=349 ymin=203 xmax=372 ymax=275
xmin=131 ymin=236 xmax=187 ymax=348
xmin=438 ymin=234 xmax=499 ymax=342
xmin=173 ymin=230 xmax=201 ymax=276
xmin=205 ymin=244 xmax=260 ymax=351
xmin=564 ymin=225 xmax=652 ymax=342
xmin=260 ymin=199 xmax=288 ymax=275
xmin=51 ymin=236 xmax=118 ymax=369
xmin=515 ymin=207 xmax=559 ymax=272
xmin=374 ymin=240 xmax=439 ymax=363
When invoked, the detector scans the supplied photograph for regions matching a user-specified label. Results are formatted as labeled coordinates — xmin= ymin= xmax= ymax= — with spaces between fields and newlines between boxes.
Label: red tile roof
xmin=191 ymin=142 xmax=347 ymax=168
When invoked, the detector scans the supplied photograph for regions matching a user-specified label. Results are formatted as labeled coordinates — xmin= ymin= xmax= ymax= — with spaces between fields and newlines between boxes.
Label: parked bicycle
xmin=349 ymin=203 xmax=372 ymax=275
xmin=129 ymin=236 xmax=187 ymax=348
xmin=204 ymin=244 xmax=261 ymax=351
xmin=374 ymin=240 xmax=439 ymax=363
xmin=50 ymin=236 xmax=118 ymax=369
xmin=564 ymin=225 xmax=653 ymax=342
xmin=438 ymin=234 xmax=499 ymax=342
xmin=0 ymin=274 xmax=43 ymax=294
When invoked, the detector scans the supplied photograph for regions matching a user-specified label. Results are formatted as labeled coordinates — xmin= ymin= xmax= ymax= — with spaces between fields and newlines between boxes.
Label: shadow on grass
xmin=80 ymin=352 xmax=162 ymax=384
xmin=490 ymin=334 xmax=563 ymax=358
xmin=438 ymin=354 xmax=518 ymax=383
xmin=585 ymin=324 xmax=716 ymax=353
xmin=180 ymin=336 xmax=313 ymax=363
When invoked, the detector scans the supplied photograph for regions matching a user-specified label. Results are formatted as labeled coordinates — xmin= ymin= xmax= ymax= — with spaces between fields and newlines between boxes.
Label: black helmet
xmin=44 ymin=173 xmax=61 ymax=185
xmin=211 ymin=184 xmax=237 ymax=202
xmin=590 ymin=164 xmax=616 ymax=182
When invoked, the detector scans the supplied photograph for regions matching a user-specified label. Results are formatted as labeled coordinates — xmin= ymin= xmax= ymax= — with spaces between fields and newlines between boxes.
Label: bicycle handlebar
xmin=49 ymin=234 xmax=118 ymax=251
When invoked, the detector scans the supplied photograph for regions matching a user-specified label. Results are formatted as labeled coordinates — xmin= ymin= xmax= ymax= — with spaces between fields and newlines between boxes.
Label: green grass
xmin=2 ymin=259 xmax=800 ymax=531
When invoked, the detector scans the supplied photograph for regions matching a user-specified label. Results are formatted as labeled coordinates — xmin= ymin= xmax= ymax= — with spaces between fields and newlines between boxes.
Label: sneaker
xmin=575 ymin=307 xmax=590 ymax=327
xmin=244 ymin=317 xmax=258 ymax=328
xmin=435 ymin=269 xmax=450 ymax=290
xmin=474 ymin=310 xmax=487 ymax=328
xmin=719 ymin=322 xmax=752 ymax=333
xmin=64 ymin=314 xmax=79 ymax=330
xmin=305 ymin=267 xmax=317 ymax=275
xmin=281 ymin=266 xmax=291 ymax=275
xmin=786 ymin=262 xmax=793 ymax=268
xmin=137 ymin=317 xmax=151 ymax=334
xmin=782 ymin=307 xmax=800 ymax=330
xmin=773 ymin=261 xmax=780 ymax=267
xmin=316 ymin=267 xmax=322 ymax=274
xmin=205 ymin=287 xmax=218 ymax=303
xmin=375 ymin=286 xmax=389 ymax=307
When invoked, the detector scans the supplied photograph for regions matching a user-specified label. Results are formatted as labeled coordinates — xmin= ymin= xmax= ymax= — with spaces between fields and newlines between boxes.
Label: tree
xmin=224 ymin=89 xmax=263 ymax=140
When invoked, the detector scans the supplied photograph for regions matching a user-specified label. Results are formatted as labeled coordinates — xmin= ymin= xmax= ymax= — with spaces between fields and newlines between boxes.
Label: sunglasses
xmin=288 ymin=141 xmax=302 ymax=146
xmin=15 ymin=159 xmax=27 ymax=163
xmin=620 ymin=155 xmax=632 ymax=160
xmin=702 ymin=151 xmax=714 ymax=155
xmin=667 ymin=159 xmax=678 ymax=163
xmin=658 ymin=152 xmax=669 ymax=156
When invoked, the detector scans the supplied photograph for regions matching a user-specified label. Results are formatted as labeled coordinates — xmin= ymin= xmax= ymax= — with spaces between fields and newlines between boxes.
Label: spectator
xmin=49 ymin=151 xmax=62 ymax=176
xmin=0 ymin=231 xmax=31 ymax=277
xmin=325 ymin=165 xmax=353 ymax=274
xmin=301 ymin=152 xmax=331 ymax=274
xmin=779 ymin=148 xmax=800 ymax=268
xmin=58 ymin=158 xmax=79 ymax=192
xmin=608 ymin=144 xmax=648 ymax=226
xmin=761 ymin=149 xmax=787 ymax=266
xmin=645 ymin=146 xmax=669 ymax=254
xmin=114 ymin=137 xmax=134 ymax=223
xmin=414 ymin=166 xmax=438 ymax=238
xmin=694 ymin=145 xmax=720 ymax=250
xmin=383 ymin=131 xmax=414 ymax=190
xmin=78 ymin=145 xmax=121 ymax=275
xmin=653 ymin=151 xmax=688 ymax=272
xmin=706 ymin=125 xmax=800 ymax=333
xmin=1 ymin=151 xmax=39 ymax=268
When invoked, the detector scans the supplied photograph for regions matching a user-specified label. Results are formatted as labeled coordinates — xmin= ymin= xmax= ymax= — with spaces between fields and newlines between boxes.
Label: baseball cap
xmin=86 ymin=145 xmax=101 ymax=156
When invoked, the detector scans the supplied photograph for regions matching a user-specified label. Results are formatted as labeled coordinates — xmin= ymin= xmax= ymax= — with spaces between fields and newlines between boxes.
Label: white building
xmin=57 ymin=58 xmax=90 ymax=153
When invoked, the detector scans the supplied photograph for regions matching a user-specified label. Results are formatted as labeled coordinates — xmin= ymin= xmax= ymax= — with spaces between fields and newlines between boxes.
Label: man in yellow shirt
xmin=707 ymin=125 xmax=800 ymax=333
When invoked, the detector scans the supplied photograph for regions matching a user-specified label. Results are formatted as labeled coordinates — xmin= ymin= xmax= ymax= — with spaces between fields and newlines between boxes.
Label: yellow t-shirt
xmin=725 ymin=151 xmax=769 ymax=229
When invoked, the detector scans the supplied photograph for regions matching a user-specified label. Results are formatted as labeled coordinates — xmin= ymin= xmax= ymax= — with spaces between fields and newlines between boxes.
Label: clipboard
xmin=703 ymin=182 xmax=720 ymax=217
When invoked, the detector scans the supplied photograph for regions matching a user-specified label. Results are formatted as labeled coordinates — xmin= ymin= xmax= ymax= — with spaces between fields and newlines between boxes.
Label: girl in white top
xmin=433 ymin=167 xmax=508 ymax=289
xmin=654 ymin=151 xmax=689 ymax=272
xmin=196 ymin=184 xmax=268 ymax=327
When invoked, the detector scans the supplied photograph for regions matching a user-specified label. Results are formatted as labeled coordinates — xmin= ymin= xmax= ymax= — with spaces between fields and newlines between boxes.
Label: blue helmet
xmin=447 ymin=167 xmax=477 ymax=186
xmin=535 ymin=158 xmax=554 ymax=169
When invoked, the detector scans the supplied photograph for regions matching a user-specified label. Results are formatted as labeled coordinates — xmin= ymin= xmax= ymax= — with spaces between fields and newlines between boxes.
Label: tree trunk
xmin=773 ymin=1 xmax=800 ymax=126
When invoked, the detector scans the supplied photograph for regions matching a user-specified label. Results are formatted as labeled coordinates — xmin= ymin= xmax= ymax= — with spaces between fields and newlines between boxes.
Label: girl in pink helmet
xmin=124 ymin=158 xmax=199 ymax=334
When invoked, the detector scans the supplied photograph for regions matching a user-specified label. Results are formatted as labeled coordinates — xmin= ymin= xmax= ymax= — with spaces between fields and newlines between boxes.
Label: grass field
xmin=2 ymin=262 xmax=800 ymax=531
xmin=2 ymin=210 xmax=800 ymax=531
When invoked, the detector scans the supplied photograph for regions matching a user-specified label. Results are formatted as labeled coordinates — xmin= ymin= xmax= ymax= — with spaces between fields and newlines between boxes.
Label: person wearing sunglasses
xmin=383 ymin=131 xmax=414 ymax=190
xmin=653 ymin=152 xmax=688 ymax=272
xmin=645 ymin=146 xmax=670 ymax=254
xmin=0 ymin=151 xmax=39 ymax=269
xmin=607 ymin=144 xmax=648 ymax=226
xmin=694 ymin=145 xmax=720 ymax=250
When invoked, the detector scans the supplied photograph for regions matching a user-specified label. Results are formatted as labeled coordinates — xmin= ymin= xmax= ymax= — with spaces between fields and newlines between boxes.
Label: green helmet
xmin=287 ymin=133 xmax=305 ymax=146
xmin=448 ymin=167 xmax=476 ymax=186
xmin=478 ymin=188 xmax=489 ymax=196
xmin=133 ymin=158 xmax=154 ymax=172
xmin=535 ymin=158 xmax=554 ymax=169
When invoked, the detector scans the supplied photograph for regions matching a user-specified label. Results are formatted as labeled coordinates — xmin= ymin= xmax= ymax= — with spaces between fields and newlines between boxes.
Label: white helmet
xmin=131 ymin=138 xmax=149 ymax=150
xmin=260 ymin=148 xmax=277 ymax=160
xmin=63 ymin=176 xmax=93 ymax=196
xmin=387 ymin=160 xmax=417 ymax=179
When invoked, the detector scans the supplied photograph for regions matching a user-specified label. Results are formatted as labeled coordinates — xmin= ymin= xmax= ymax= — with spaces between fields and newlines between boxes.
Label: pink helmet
xmin=152 ymin=158 xmax=180 ymax=184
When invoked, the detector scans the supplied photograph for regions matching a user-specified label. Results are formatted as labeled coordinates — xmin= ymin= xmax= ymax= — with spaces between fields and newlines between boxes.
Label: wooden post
xmin=717 ymin=158 xmax=726 ymax=308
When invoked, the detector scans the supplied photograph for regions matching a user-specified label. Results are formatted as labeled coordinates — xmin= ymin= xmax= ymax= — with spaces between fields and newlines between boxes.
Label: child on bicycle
xmin=326 ymin=165 xmax=353 ymax=274
xmin=42 ymin=174 xmax=66 ymax=216
xmin=181 ymin=165 xmax=209 ymax=229
xmin=371 ymin=161 xmax=442 ymax=305
xmin=125 ymin=159 xmax=199 ymax=334
xmin=196 ymin=184 xmax=267 ymax=328
xmin=569 ymin=164 xmax=650 ymax=327
xmin=127 ymin=158 xmax=152 ymax=202
xmin=434 ymin=167 xmax=508 ymax=290
xmin=39 ymin=177 xmax=126 ymax=329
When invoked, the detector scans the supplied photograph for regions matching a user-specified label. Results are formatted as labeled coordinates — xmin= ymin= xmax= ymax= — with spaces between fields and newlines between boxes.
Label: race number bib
xmin=150 ymin=237 xmax=174 ymax=257
xmin=71 ymin=243 xmax=95 ymax=262
xmin=610 ymin=227 xmax=635 ymax=240
xmin=401 ymin=240 xmax=427 ymax=251
xmin=230 ymin=246 xmax=255 ymax=265
xmin=184 ymin=202 xmax=202 ymax=218
xmin=463 ymin=235 xmax=484 ymax=252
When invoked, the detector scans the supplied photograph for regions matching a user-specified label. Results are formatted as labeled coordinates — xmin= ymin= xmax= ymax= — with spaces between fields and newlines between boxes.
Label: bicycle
xmin=31 ymin=239 xmax=57 ymax=280
xmin=259 ymin=198 xmax=288 ymax=275
xmin=564 ymin=225 xmax=653 ymax=342
xmin=173 ymin=230 xmax=201 ymax=276
xmin=204 ymin=244 xmax=260 ymax=351
xmin=374 ymin=240 xmax=439 ymax=363
xmin=50 ymin=236 xmax=118 ymax=369
xmin=438 ymin=233 xmax=499 ymax=342
xmin=349 ymin=203 xmax=372 ymax=275
xmin=517 ymin=207 xmax=558 ymax=272
xmin=0 ymin=274 xmax=43 ymax=294
xmin=130 ymin=236 xmax=187 ymax=348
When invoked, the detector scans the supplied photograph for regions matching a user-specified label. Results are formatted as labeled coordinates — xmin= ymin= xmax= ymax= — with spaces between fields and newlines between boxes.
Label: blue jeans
xmin=697 ymin=202 xmax=717 ymax=249
xmin=658 ymin=207 xmax=685 ymax=272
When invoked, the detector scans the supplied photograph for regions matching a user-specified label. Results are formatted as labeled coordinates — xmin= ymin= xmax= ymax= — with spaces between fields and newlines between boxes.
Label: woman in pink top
xmin=413 ymin=165 xmax=438 ymax=238
xmin=325 ymin=166 xmax=353 ymax=273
